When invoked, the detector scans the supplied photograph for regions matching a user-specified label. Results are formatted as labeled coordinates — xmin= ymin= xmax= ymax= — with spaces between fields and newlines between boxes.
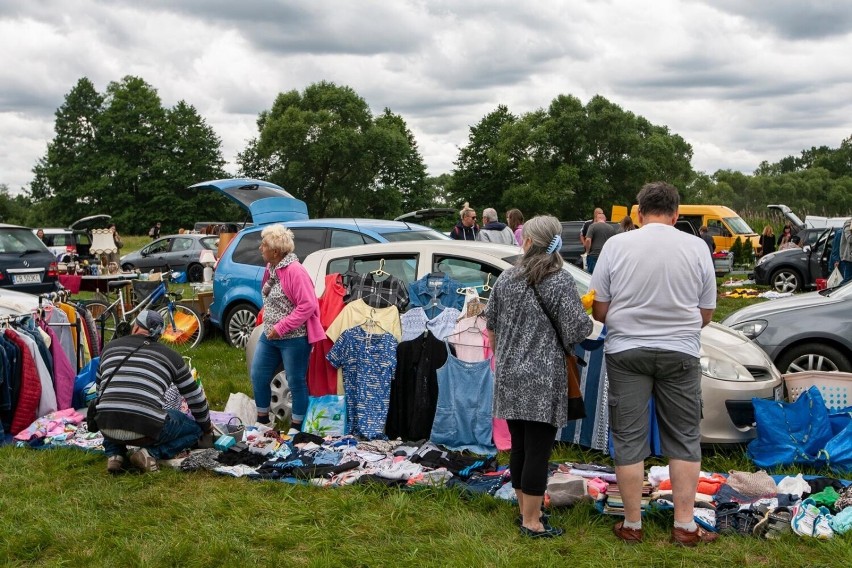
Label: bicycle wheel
xmin=159 ymin=303 xmax=204 ymax=352
xmin=86 ymin=302 xmax=119 ymax=346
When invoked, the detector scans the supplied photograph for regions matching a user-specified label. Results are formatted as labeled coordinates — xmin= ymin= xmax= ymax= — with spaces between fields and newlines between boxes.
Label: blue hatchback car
xmin=192 ymin=178 xmax=449 ymax=347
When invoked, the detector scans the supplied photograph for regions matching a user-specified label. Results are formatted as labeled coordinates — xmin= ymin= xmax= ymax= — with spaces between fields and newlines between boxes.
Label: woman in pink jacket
xmin=250 ymin=224 xmax=323 ymax=433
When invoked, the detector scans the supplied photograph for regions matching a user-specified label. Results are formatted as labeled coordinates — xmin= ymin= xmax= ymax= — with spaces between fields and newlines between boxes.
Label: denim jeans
xmin=250 ymin=333 xmax=311 ymax=421
xmin=102 ymin=409 xmax=202 ymax=460
xmin=586 ymin=255 xmax=598 ymax=274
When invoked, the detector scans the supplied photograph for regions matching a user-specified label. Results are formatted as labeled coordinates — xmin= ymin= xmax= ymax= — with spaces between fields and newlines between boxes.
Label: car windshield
xmin=823 ymin=279 xmax=852 ymax=298
xmin=502 ymin=254 xmax=591 ymax=295
xmin=0 ymin=229 xmax=50 ymax=254
xmin=724 ymin=216 xmax=755 ymax=235
xmin=380 ymin=229 xmax=450 ymax=242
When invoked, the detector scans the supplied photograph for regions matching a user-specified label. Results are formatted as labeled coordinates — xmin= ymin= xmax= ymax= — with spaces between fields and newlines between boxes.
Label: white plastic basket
xmin=784 ymin=372 xmax=852 ymax=411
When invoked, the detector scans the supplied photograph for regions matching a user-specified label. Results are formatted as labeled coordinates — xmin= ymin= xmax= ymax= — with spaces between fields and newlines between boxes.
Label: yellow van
xmin=611 ymin=204 xmax=760 ymax=252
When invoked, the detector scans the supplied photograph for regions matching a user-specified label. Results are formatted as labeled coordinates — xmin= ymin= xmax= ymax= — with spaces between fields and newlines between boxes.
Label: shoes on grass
xmin=671 ymin=525 xmax=719 ymax=546
xmin=519 ymin=525 xmax=564 ymax=538
xmin=612 ymin=521 xmax=643 ymax=544
xmin=106 ymin=455 xmax=125 ymax=474
xmin=129 ymin=448 xmax=160 ymax=473
xmin=753 ymin=506 xmax=792 ymax=539
xmin=791 ymin=499 xmax=834 ymax=539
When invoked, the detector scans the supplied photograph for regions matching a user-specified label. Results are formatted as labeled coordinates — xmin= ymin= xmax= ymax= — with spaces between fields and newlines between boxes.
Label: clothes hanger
xmin=369 ymin=259 xmax=391 ymax=280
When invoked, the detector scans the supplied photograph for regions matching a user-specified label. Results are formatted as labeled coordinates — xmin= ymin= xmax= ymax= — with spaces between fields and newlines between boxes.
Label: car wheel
xmin=769 ymin=268 xmax=801 ymax=293
xmin=776 ymin=343 xmax=852 ymax=374
xmin=187 ymin=263 xmax=204 ymax=283
xmin=122 ymin=263 xmax=134 ymax=272
xmin=224 ymin=303 xmax=258 ymax=348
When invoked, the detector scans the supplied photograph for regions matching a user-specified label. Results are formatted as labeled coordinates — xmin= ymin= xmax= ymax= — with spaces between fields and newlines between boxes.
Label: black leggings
xmin=507 ymin=419 xmax=558 ymax=497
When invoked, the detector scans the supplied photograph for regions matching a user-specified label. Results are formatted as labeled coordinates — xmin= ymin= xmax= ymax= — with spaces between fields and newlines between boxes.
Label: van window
xmin=706 ymin=219 xmax=730 ymax=237
xmin=330 ymin=230 xmax=377 ymax=248
xmin=723 ymin=216 xmax=755 ymax=235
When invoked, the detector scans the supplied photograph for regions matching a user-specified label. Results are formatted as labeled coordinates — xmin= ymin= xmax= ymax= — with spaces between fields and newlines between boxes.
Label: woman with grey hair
xmin=250 ymin=224 xmax=324 ymax=433
xmin=486 ymin=215 xmax=592 ymax=538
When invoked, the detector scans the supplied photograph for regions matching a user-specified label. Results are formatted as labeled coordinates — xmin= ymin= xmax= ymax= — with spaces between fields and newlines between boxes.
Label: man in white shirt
xmin=590 ymin=181 xmax=718 ymax=547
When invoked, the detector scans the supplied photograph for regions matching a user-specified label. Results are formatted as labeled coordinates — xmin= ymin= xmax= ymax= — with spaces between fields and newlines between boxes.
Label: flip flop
xmin=519 ymin=525 xmax=564 ymax=539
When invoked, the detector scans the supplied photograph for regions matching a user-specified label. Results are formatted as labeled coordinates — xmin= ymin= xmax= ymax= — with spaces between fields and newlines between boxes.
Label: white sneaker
xmin=813 ymin=507 xmax=835 ymax=540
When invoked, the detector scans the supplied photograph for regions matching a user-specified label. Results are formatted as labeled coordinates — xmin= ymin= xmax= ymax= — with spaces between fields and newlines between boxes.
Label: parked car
xmin=191 ymin=178 xmax=450 ymax=347
xmin=120 ymin=234 xmax=219 ymax=282
xmin=34 ymin=214 xmax=111 ymax=263
xmin=723 ymin=281 xmax=852 ymax=374
xmin=0 ymin=224 xmax=59 ymax=294
xmin=751 ymin=227 xmax=833 ymax=293
xmin=246 ymin=241 xmax=783 ymax=444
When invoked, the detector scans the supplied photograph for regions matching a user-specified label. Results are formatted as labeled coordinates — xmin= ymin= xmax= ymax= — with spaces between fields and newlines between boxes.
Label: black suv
xmin=0 ymin=224 xmax=59 ymax=294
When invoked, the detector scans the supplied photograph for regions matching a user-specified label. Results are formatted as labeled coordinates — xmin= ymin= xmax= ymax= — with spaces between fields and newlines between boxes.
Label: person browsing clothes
xmin=486 ymin=215 xmax=592 ymax=539
xmin=95 ymin=310 xmax=213 ymax=474
xmin=590 ymin=181 xmax=718 ymax=546
xmin=250 ymin=224 xmax=324 ymax=434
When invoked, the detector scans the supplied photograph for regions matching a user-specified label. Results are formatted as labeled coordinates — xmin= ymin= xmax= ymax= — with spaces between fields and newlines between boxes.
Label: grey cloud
xmin=702 ymin=0 xmax=852 ymax=39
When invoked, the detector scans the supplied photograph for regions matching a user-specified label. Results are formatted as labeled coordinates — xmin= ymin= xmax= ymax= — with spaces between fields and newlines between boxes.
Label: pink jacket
xmin=262 ymin=261 xmax=325 ymax=344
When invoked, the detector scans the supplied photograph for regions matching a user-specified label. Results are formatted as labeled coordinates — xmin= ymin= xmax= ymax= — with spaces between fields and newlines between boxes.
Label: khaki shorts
xmin=606 ymin=348 xmax=702 ymax=466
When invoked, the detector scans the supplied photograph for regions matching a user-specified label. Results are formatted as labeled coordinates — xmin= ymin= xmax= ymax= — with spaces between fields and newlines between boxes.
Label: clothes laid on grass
xmin=408 ymin=441 xmax=497 ymax=478
xmin=327 ymin=326 xmax=398 ymax=440
xmin=385 ymin=331 xmax=450 ymax=442
xmin=430 ymin=342 xmax=495 ymax=455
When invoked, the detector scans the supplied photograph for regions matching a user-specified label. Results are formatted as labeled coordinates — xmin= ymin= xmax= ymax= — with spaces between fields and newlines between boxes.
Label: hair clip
xmin=546 ymin=234 xmax=562 ymax=254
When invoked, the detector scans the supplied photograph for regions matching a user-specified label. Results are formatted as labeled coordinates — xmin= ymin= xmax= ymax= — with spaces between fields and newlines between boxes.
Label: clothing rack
xmin=37 ymin=291 xmax=86 ymax=371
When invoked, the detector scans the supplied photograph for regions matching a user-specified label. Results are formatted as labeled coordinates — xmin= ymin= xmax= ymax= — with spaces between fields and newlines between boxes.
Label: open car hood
xmin=189 ymin=178 xmax=309 ymax=225
xmin=69 ymin=214 xmax=111 ymax=231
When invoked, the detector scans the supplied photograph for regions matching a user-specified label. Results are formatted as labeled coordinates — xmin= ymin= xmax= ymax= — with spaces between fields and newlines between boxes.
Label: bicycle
xmin=86 ymin=270 xmax=205 ymax=355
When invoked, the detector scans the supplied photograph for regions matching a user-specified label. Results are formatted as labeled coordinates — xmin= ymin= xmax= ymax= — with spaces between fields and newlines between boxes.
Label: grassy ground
xmin=4 ymin=243 xmax=848 ymax=566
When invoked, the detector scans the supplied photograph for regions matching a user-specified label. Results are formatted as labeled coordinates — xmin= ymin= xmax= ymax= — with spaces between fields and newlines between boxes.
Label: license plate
xmin=13 ymin=273 xmax=41 ymax=284
xmin=774 ymin=385 xmax=784 ymax=401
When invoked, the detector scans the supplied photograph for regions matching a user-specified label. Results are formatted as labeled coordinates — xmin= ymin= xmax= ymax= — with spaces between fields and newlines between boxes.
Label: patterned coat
xmin=486 ymin=267 xmax=592 ymax=427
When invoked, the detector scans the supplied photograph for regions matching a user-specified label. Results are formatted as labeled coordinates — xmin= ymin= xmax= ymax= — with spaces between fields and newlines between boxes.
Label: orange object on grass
xmin=161 ymin=311 xmax=199 ymax=343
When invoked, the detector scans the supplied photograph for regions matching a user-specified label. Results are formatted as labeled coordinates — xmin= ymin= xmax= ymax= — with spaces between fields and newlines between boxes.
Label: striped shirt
xmin=94 ymin=334 xmax=210 ymax=439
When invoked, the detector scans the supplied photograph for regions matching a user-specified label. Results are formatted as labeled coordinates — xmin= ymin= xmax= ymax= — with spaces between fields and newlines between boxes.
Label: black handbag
xmin=530 ymin=285 xmax=587 ymax=421
xmin=86 ymin=341 xmax=150 ymax=432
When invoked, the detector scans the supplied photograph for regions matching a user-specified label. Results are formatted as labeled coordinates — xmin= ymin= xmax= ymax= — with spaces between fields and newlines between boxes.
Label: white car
xmin=247 ymin=241 xmax=782 ymax=444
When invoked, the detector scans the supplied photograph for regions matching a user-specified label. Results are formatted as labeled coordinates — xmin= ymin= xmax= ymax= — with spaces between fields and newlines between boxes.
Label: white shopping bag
xmin=827 ymin=267 xmax=843 ymax=288
xmin=223 ymin=392 xmax=257 ymax=426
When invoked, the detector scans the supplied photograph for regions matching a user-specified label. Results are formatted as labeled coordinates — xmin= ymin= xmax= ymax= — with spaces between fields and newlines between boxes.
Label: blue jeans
xmin=841 ymin=261 xmax=852 ymax=285
xmin=102 ymin=409 xmax=202 ymax=460
xmin=250 ymin=333 xmax=311 ymax=422
xmin=586 ymin=255 xmax=598 ymax=274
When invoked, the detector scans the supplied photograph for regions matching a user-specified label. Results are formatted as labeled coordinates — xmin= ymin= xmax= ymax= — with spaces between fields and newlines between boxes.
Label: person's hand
xmin=266 ymin=327 xmax=281 ymax=340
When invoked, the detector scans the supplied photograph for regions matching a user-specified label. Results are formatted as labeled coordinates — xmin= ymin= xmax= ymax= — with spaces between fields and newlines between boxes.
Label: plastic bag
xmin=303 ymin=395 xmax=347 ymax=437
xmin=827 ymin=266 xmax=843 ymax=288
xmin=223 ymin=392 xmax=257 ymax=426
xmin=747 ymin=386 xmax=834 ymax=468
xmin=72 ymin=357 xmax=100 ymax=409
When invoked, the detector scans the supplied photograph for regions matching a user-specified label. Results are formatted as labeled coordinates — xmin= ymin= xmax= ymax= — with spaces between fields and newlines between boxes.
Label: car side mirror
xmin=140 ymin=249 xmax=148 ymax=257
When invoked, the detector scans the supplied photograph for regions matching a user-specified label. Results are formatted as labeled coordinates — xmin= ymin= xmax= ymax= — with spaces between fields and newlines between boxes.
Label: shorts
xmin=606 ymin=348 xmax=702 ymax=466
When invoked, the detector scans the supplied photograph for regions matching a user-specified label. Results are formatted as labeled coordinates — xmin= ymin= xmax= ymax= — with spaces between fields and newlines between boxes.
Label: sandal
xmin=735 ymin=509 xmax=760 ymax=537
xmin=715 ymin=502 xmax=740 ymax=535
xmin=754 ymin=506 xmax=792 ymax=539
xmin=516 ymin=512 xmax=550 ymax=527
xmin=519 ymin=525 xmax=564 ymax=539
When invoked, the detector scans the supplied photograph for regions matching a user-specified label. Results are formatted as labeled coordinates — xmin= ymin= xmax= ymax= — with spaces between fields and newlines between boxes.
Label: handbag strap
xmin=96 ymin=340 xmax=150 ymax=403
xmin=530 ymin=284 xmax=569 ymax=355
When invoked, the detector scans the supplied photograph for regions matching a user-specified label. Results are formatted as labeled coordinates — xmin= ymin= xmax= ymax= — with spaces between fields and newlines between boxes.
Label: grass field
xmin=3 ymin=240 xmax=849 ymax=567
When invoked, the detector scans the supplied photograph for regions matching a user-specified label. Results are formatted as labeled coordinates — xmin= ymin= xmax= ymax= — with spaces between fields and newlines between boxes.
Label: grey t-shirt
xmin=586 ymin=222 xmax=617 ymax=256
xmin=589 ymin=223 xmax=716 ymax=357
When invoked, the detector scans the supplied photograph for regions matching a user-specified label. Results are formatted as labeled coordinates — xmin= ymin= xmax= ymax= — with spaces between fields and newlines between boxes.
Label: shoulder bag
xmin=86 ymin=340 xmax=150 ymax=432
xmin=530 ymin=285 xmax=586 ymax=421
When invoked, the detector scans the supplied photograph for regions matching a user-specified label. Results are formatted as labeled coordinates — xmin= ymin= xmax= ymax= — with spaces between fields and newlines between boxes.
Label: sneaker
xmin=715 ymin=502 xmax=740 ymax=535
xmin=791 ymin=499 xmax=824 ymax=538
xmin=612 ymin=521 xmax=643 ymax=544
xmin=813 ymin=507 xmax=835 ymax=540
xmin=129 ymin=448 xmax=160 ymax=473
xmin=671 ymin=525 xmax=719 ymax=546
xmin=106 ymin=455 xmax=125 ymax=474
xmin=519 ymin=525 xmax=564 ymax=538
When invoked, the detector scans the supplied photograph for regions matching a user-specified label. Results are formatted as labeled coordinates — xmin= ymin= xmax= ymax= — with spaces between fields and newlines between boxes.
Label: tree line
xmin=8 ymin=76 xmax=852 ymax=233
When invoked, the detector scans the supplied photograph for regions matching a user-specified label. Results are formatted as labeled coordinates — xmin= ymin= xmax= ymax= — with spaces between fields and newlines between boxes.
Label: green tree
xmin=238 ymin=81 xmax=421 ymax=218
xmin=730 ymin=236 xmax=744 ymax=266
xmin=0 ymin=184 xmax=32 ymax=224
xmin=30 ymin=77 xmax=105 ymax=224
xmin=451 ymin=105 xmax=519 ymax=211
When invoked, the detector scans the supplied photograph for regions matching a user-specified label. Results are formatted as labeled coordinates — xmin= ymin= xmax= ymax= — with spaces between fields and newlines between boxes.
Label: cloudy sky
xmin=2 ymin=0 xmax=852 ymax=194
